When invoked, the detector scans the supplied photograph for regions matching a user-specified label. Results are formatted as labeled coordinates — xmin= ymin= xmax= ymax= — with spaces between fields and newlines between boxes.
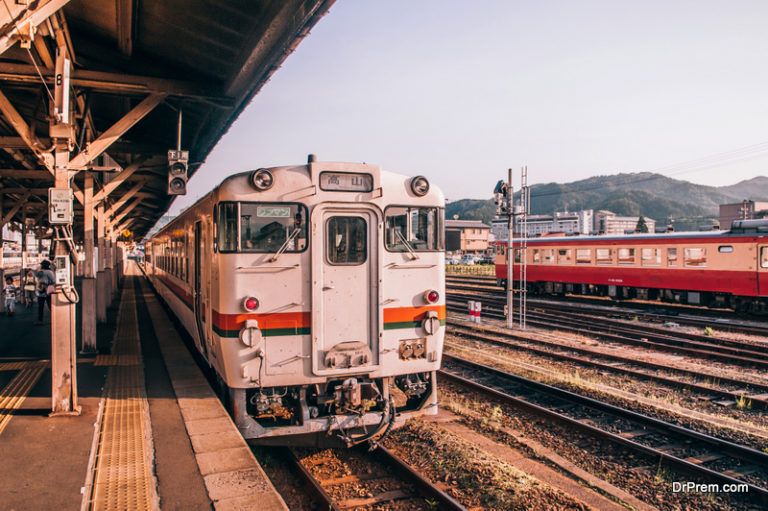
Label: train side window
xmin=327 ymin=216 xmax=367 ymax=265
xmin=576 ymin=248 xmax=591 ymax=264
xmin=761 ymin=247 xmax=768 ymax=269
xmin=514 ymin=248 xmax=522 ymax=263
xmin=667 ymin=247 xmax=678 ymax=267
xmin=384 ymin=206 xmax=443 ymax=252
xmin=596 ymin=248 xmax=612 ymax=265
xmin=532 ymin=249 xmax=541 ymax=263
xmin=557 ymin=248 xmax=572 ymax=264
xmin=618 ymin=248 xmax=635 ymax=265
xmin=684 ymin=247 xmax=707 ymax=267
xmin=542 ymin=249 xmax=554 ymax=264
xmin=641 ymin=248 xmax=661 ymax=266
xmin=718 ymin=245 xmax=733 ymax=253
xmin=218 ymin=203 xmax=238 ymax=252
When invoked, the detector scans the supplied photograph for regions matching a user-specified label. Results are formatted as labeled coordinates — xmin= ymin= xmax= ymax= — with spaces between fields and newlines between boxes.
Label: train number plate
xmin=319 ymin=172 xmax=373 ymax=192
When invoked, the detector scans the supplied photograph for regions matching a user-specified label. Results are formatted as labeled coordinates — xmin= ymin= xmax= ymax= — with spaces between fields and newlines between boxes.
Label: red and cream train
xmin=495 ymin=220 xmax=768 ymax=312
xmin=145 ymin=157 xmax=445 ymax=446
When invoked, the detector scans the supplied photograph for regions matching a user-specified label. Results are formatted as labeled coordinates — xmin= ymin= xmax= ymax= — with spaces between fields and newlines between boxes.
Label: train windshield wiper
xmin=269 ymin=228 xmax=301 ymax=262
xmin=396 ymin=230 xmax=419 ymax=260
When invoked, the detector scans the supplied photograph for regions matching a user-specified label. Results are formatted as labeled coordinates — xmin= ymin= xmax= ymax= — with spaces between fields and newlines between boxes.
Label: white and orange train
xmin=145 ymin=157 xmax=445 ymax=446
xmin=495 ymin=220 xmax=768 ymax=312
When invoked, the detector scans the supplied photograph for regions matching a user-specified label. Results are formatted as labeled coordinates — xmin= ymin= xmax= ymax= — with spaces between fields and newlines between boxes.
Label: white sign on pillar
xmin=54 ymin=47 xmax=70 ymax=124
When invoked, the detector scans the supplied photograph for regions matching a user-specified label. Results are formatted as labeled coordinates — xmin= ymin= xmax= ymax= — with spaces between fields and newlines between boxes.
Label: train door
xmin=194 ymin=221 xmax=208 ymax=358
xmin=311 ymin=205 xmax=379 ymax=375
xmin=758 ymin=245 xmax=768 ymax=296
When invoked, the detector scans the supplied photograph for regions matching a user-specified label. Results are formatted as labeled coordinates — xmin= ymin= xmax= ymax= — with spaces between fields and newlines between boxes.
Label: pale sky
xmin=170 ymin=0 xmax=768 ymax=213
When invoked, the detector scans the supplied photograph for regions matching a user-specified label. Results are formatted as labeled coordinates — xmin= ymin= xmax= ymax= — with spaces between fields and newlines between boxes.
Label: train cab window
xmin=684 ymin=247 xmax=707 ymax=267
xmin=596 ymin=248 xmax=612 ymax=265
xmin=576 ymin=248 xmax=591 ymax=264
xmin=641 ymin=248 xmax=661 ymax=266
xmin=667 ymin=247 xmax=678 ymax=267
xmin=557 ymin=249 xmax=572 ymax=264
xmin=618 ymin=248 xmax=635 ymax=265
xmin=237 ymin=202 xmax=308 ymax=253
xmin=385 ymin=207 xmax=444 ymax=252
xmin=761 ymin=247 xmax=768 ymax=269
xmin=327 ymin=216 xmax=367 ymax=265
xmin=718 ymin=245 xmax=734 ymax=253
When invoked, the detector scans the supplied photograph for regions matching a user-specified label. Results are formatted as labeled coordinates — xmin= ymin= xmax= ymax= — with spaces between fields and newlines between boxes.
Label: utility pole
xmin=494 ymin=167 xmax=530 ymax=329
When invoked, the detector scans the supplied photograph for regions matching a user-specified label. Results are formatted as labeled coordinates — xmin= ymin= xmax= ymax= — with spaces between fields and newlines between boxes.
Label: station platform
xmin=0 ymin=266 xmax=287 ymax=511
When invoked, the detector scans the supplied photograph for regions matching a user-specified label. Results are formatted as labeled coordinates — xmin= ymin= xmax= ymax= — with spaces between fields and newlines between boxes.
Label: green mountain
xmin=446 ymin=173 xmax=768 ymax=231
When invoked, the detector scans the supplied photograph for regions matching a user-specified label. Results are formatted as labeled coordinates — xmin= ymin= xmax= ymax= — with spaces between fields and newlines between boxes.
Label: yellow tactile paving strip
xmin=0 ymin=361 xmax=46 ymax=435
xmin=84 ymin=283 xmax=158 ymax=511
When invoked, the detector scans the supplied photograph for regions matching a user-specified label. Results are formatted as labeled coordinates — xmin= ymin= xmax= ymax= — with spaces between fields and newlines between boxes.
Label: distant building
xmin=445 ymin=219 xmax=489 ymax=254
xmin=719 ymin=200 xmax=768 ymax=230
xmin=594 ymin=210 xmax=655 ymax=234
xmin=494 ymin=209 xmax=594 ymax=239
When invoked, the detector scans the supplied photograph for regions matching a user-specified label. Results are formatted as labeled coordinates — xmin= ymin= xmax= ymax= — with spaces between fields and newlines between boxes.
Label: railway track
xmin=446 ymin=320 xmax=768 ymax=409
xmin=439 ymin=354 xmax=768 ymax=507
xmin=282 ymin=445 xmax=465 ymax=510
xmin=446 ymin=295 xmax=768 ymax=369
xmin=446 ymin=274 xmax=768 ymax=336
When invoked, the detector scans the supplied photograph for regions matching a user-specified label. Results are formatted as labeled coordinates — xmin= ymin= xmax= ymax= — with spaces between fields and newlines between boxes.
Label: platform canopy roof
xmin=0 ymin=0 xmax=334 ymax=240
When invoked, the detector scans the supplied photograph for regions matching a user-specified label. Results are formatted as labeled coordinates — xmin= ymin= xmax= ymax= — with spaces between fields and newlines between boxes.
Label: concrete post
xmin=50 ymin=141 xmax=79 ymax=415
xmin=105 ymin=226 xmax=113 ymax=303
xmin=96 ymin=204 xmax=107 ymax=323
xmin=81 ymin=173 xmax=97 ymax=352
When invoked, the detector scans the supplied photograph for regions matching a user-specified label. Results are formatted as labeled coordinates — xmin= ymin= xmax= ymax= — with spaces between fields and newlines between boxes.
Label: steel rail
xmin=446 ymin=274 xmax=768 ymax=334
xmin=446 ymin=300 xmax=768 ymax=369
xmin=439 ymin=355 xmax=768 ymax=506
xmin=281 ymin=446 xmax=466 ymax=510
xmin=447 ymin=322 xmax=768 ymax=409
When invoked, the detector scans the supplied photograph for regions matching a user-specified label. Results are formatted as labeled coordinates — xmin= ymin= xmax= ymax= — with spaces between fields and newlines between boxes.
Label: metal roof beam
xmin=0 ymin=63 xmax=232 ymax=104
xmin=92 ymin=159 xmax=147 ymax=203
xmin=0 ymin=89 xmax=54 ymax=171
xmin=69 ymin=94 xmax=165 ymax=170
xmin=0 ymin=0 xmax=71 ymax=55
xmin=105 ymin=180 xmax=144 ymax=217
xmin=0 ymin=169 xmax=51 ymax=179
xmin=1 ymin=191 xmax=31 ymax=224
xmin=116 ymin=0 xmax=135 ymax=56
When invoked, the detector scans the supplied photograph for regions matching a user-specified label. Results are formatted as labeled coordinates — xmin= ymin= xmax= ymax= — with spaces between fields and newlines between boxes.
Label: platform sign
xmin=48 ymin=188 xmax=73 ymax=224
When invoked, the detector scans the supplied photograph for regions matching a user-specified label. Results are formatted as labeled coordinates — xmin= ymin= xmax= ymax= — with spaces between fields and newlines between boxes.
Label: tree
xmin=636 ymin=215 xmax=649 ymax=233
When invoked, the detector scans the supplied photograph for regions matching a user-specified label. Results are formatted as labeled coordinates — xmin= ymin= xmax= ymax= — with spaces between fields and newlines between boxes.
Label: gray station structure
xmin=0 ymin=0 xmax=334 ymax=416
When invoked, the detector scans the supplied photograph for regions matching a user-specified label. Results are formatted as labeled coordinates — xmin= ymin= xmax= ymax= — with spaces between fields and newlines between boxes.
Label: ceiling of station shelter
xmin=0 ymin=0 xmax=334 ymax=239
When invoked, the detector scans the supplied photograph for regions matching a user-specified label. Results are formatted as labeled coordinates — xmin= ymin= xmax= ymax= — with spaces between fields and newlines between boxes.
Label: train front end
xmin=211 ymin=159 xmax=445 ymax=446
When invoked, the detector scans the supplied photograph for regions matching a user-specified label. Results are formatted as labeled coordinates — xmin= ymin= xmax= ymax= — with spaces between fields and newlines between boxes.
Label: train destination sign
xmin=257 ymin=206 xmax=291 ymax=217
xmin=319 ymin=172 xmax=373 ymax=192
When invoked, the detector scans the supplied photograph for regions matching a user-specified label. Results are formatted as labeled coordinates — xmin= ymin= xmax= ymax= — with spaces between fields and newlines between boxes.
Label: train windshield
xmin=217 ymin=202 xmax=308 ymax=253
xmin=384 ymin=206 xmax=444 ymax=252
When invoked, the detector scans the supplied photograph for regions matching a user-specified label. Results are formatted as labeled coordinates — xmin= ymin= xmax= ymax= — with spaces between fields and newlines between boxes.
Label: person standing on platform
xmin=35 ymin=260 xmax=55 ymax=325
xmin=23 ymin=269 xmax=36 ymax=307
xmin=3 ymin=276 xmax=18 ymax=316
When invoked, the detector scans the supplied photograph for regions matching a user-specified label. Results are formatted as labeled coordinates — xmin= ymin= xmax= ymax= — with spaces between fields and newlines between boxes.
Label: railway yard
xmin=245 ymin=274 xmax=768 ymax=509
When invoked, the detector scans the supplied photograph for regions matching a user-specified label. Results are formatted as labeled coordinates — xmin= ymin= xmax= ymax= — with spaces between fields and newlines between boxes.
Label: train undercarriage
xmin=222 ymin=371 xmax=437 ymax=447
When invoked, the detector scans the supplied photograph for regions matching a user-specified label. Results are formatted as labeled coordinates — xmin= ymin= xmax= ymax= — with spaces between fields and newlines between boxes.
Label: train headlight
xmin=410 ymin=175 xmax=430 ymax=196
xmin=423 ymin=289 xmax=440 ymax=304
xmin=242 ymin=296 xmax=260 ymax=312
xmin=250 ymin=169 xmax=274 ymax=191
